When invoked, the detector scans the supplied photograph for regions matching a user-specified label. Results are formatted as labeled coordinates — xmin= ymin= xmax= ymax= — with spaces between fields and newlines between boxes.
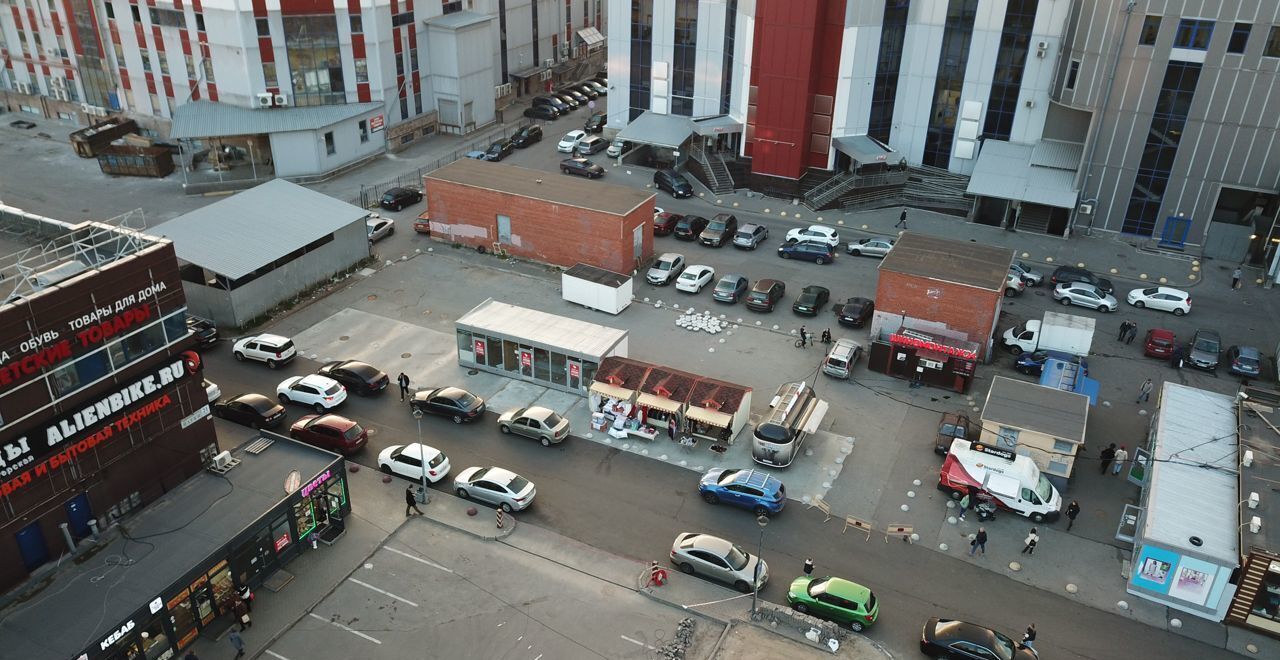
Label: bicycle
xmin=795 ymin=336 xmax=809 ymax=348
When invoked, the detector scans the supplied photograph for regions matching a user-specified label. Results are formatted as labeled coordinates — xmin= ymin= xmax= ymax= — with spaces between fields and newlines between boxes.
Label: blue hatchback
xmin=698 ymin=468 xmax=786 ymax=515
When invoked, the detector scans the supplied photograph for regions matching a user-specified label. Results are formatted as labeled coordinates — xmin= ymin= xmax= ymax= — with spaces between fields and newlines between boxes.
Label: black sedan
xmin=213 ymin=393 xmax=287 ymax=429
xmin=834 ymin=297 xmax=874 ymax=328
xmin=410 ymin=387 xmax=486 ymax=423
xmin=792 ymin=285 xmax=830 ymax=315
xmin=523 ymin=105 xmax=559 ymax=120
xmin=560 ymin=157 xmax=605 ymax=178
xmin=186 ymin=316 xmax=219 ymax=346
xmin=380 ymin=187 xmax=423 ymax=211
xmin=316 ymin=360 xmax=390 ymax=396
xmin=484 ymin=139 xmax=514 ymax=161
xmin=511 ymin=125 xmax=543 ymax=147
xmin=920 ymin=618 xmax=1038 ymax=659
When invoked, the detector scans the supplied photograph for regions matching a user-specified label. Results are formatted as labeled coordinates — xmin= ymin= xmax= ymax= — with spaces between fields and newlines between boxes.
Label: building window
xmin=442 ymin=0 xmax=462 ymax=14
xmin=1174 ymin=19 xmax=1214 ymax=50
xmin=1065 ymin=60 xmax=1080 ymax=90
xmin=283 ymin=16 xmax=345 ymax=106
xmin=400 ymin=96 xmax=409 ymax=120
xmin=324 ymin=131 xmax=335 ymax=154
xmin=413 ymin=91 xmax=422 ymax=115
xmin=867 ymin=0 xmax=909 ymax=143
xmin=982 ymin=0 xmax=1037 ymax=141
xmin=359 ymin=120 xmax=368 ymax=143
xmin=354 ymin=58 xmax=368 ymax=83
xmin=256 ymin=17 xmax=270 ymax=37
xmin=629 ymin=0 xmax=653 ymax=121
xmin=670 ymin=0 xmax=697 ymax=116
xmin=410 ymin=47 xmax=419 ymax=72
xmin=203 ymin=57 xmax=215 ymax=83
xmin=392 ymin=12 xmax=414 ymax=28
xmin=1122 ymin=61 xmax=1201 ymax=236
xmin=1227 ymin=23 xmax=1250 ymax=54
xmin=263 ymin=62 xmax=278 ymax=87
xmin=1265 ymin=26 xmax=1280 ymax=57
xmin=131 ymin=5 xmax=141 ymax=22
xmin=1140 ymin=16 xmax=1160 ymax=46
xmin=349 ymin=14 xmax=362 ymax=34
xmin=105 ymin=3 xmax=114 ymax=19
xmin=923 ymin=0 xmax=979 ymax=168
xmin=719 ymin=0 xmax=737 ymax=115
xmin=396 ymin=53 xmax=405 ymax=77
xmin=196 ymin=13 xmax=205 ymax=32
xmin=141 ymin=54 xmax=151 ymax=72
xmin=996 ymin=426 xmax=1019 ymax=449
xmin=159 ymin=54 xmax=170 ymax=75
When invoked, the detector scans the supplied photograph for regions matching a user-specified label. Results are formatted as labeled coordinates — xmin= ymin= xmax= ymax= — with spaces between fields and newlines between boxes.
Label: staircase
xmin=1225 ymin=553 xmax=1271 ymax=625
xmin=1014 ymin=204 xmax=1052 ymax=234
xmin=688 ymin=145 xmax=734 ymax=195
xmin=802 ymin=172 xmax=858 ymax=210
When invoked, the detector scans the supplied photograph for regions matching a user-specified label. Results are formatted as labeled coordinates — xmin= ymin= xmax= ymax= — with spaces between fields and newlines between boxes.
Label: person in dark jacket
xmin=1021 ymin=623 xmax=1037 ymax=649
xmin=405 ymin=485 xmax=423 ymax=516
xmin=1100 ymin=443 xmax=1117 ymax=474
xmin=1066 ymin=500 xmax=1081 ymax=531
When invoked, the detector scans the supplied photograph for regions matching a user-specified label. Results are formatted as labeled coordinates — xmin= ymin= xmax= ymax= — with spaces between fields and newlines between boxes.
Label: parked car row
xmin=522 ymin=78 xmax=608 ymax=121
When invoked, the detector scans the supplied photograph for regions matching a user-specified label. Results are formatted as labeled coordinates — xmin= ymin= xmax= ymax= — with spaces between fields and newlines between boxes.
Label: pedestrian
xmin=803 ymin=558 xmax=814 ymax=576
xmin=958 ymin=492 xmax=970 ymax=521
xmin=1117 ymin=320 xmax=1130 ymax=342
xmin=896 ymin=208 xmax=908 ymax=229
xmin=233 ymin=597 xmax=252 ymax=631
xmin=1232 ymin=266 xmax=1243 ymax=290
xmin=1100 ymin=443 xmax=1117 ymax=474
xmin=1171 ymin=344 xmax=1184 ymax=370
xmin=799 ymin=325 xmax=808 ymax=348
xmin=1021 ymin=527 xmax=1039 ymax=555
xmin=667 ymin=417 xmax=677 ymax=441
xmin=1113 ymin=445 xmax=1129 ymax=475
xmin=1021 ymin=623 xmax=1037 ymax=649
xmin=1066 ymin=500 xmax=1081 ymax=531
xmin=1136 ymin=378 xmax=1153 ymax=403
xmin=969 ymin=527 xmax=987 ymax=556
xmin=405 ymin=485 xmax=423 ymax=516
xmin=1125 ymin=322 xmax=1138 ymax=345
xmin=397 ymin=372 xmax=410 ymax=401
xmin=228 ymin=630 xmax=246 ymax=659
xmin=238 ymin=584 xmax=253 ymax=612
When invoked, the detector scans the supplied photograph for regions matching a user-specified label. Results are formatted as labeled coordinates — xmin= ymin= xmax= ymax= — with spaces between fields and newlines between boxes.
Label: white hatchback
xmin=557 ymin=130 xmax=587 ymax=153
xmin=277 ymin=374 xmax=348 ymax=412
xmin=378 ymin=442 xmax=451 ymax=483
xmin=1126 ymin=286 xmax=1191 ymax=316
xmin=785 ymin=225 xmax=840 ymax=248
xmin=676 ymin=265 xmax=715 ymax=293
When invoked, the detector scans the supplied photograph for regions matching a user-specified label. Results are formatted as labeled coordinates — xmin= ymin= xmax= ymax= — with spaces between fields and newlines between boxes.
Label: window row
xmin=1141 ymin=16 xmax=1280 ymax=57
xmin=43 ymin=310 xmax=189 ymax=399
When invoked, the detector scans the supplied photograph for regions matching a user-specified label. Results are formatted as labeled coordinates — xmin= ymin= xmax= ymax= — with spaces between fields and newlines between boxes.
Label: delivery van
xmin=938 ymin=439 xmax=1061 ymax=522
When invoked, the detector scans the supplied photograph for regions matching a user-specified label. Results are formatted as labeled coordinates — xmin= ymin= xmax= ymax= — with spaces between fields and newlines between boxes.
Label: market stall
xmin=589 ymin=357 xmax=657 ymax=441
xmin=638 ymin=366 xmax=699 ymax=442
xmin=684 ymin=377 xmax=753 ymax=447
xmin=867 ymin=326 xmax=979 ymax=393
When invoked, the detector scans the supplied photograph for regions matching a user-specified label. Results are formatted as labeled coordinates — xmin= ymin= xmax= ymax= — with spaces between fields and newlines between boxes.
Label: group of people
xmin=796 ymin=326 xmax=833 ymax=348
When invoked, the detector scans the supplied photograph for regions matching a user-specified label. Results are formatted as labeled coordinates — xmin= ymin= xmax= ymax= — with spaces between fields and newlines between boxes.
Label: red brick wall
xmin=425 ymin=180 xmax=654 ymax=275
xmin=875 ymin=271 xmax=1003 ymax=359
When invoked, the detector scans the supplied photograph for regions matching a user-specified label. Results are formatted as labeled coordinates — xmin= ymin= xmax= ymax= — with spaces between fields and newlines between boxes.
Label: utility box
xmin=69 ymin=117 xmax=139 ymax=157
xmin=562 ymin=263 xmax=632 ymax=314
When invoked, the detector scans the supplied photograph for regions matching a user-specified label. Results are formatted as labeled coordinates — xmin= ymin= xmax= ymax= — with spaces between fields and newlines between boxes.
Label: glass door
xmin=168 ymin=588 xmax=198 ymax=650
xmin=189 ymin=574 xmax=215 ymax=625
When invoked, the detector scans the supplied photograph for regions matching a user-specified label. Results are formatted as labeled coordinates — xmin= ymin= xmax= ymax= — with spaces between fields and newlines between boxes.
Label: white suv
xmin=277 ymin=374 xmax=348 ymax=412
xmin=232 ymin=334 xmax=297 ymax=369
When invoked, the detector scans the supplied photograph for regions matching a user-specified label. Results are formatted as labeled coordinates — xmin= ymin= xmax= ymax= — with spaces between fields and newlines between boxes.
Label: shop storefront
xmin=867 ymin=327 xmax=979 ymax=394
xmin=684 ymin=378 xmax=753 ymax=447
xmin=456 ymin=298 xmax=629 ymax=394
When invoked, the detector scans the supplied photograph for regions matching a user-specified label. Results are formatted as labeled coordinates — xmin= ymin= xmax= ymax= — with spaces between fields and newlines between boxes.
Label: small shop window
xmin=294 ymin=498 xmax=318 ymax=540
xmin=456 ymin=329 xmax=474 ymax=360
xmin=168 ymin=588 xmax=198 ymax=650
xmin=327 ymin=476 xmax=347 ymax=511
xmin=1251 ymin=561 xmax=1280 ymax=620
xmin=271 ymin=514 xmax=292 ymax=554
xmin=1052 ymin=439 xmax=1076 ymax=453
xmin=486 ymin=336 xmax=503 ymax=368
xmin=581 ymin=360 xmax=598 ymax=390
xmin=534 ymin=347 xmax=550 ymax=381
xmin=163 ymin=311 xmax=187 ymax=343
xmin=138 ymin=617 xmax=173 ymax=659
xmin=208 ymin=559 xmax=235 ymax=613
xmin=550 ymin=352 xmax=567 ymax=386
xmin=502 ymin=340 xmax=520 ymax=373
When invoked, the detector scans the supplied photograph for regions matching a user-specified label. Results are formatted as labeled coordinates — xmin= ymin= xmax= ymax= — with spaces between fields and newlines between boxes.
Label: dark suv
xmin=380 ymin=187 xmax=423 ymax=211
xmin=699 ymin=214 xmax=738 ymax=247
xmin=777 ymin=241 xmax=836 ymax=264
xmin=583 ymin=112 xmax=606 ymax=133
xmin=511 ymin=125 xmax=543 ymax=147
xmin=673 ymin=215 xmax=709 ymax=241
xmin=654 ymin=169 xmax=694 ymax=198
xmin=484 ymin=139 xmax=513 ymax=161
xmin=745 ymin=279 xmax=786 ymax=312
xmin=1186 ymin=329 xmax=1222 ymax=371
xmin=1050 ymin=265 xmax=1113 ymax=294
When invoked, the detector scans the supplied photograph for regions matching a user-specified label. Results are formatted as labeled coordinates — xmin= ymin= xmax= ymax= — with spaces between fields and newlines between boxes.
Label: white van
xmin=938 ymin=439 xmax=1061 ymax=522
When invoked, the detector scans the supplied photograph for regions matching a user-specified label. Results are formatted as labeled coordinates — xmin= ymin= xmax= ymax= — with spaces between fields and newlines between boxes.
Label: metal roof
xmin=169 ymin=100 xmax=384 ymax=139
xmin=617 ymin=111 xmax=693 ymax=149
xmin=692 ymin=114 xmax=744 ymax=136
xmin=577 ymin=26 xmax=606 ymax=47
xmin=425 ymin=9 xmax=492 ymax=29
xmin=1030 ymin=140 xmax=1084 ymax=169
xmin=832 ymin=134 xmax=897 ymax=164
xmin=456 ymin=298 xmax=628 ymax=358
xmin=980 ymin=376 xmax=1089 ymax=443
xmin=967 ymin=140 xmax=1079 ymax=209
xmin=1142 ymin=383 xmax=1239 ymax=563
xmin=878 ymin=232 xmax=1014 ymax=292
xmin=149 ymin=179 xmax=368 ymax=279
xmin=1239 ymin=386 xmax=1280 ymax=551
xmin=426 ymin=158 xmax=654 ymax=216
xmin=564 ymin=263 xmax=629 ymax=288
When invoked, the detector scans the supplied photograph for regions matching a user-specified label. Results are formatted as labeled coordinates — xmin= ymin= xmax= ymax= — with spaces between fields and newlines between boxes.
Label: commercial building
xmin=609 ymin=1 xmax=1280 ymax=259
xmin=588 ymin=356 xmax=752 ymax=447
xmin=424 ymin=158 xmax=655 ymax=274
xmin=1227 ymin=385 xmax=1280 ymax=639
xmin=978 ymin=376 xmax=1089 ymax=491
xmin=0 ymin=208 xmax=216 ymax=594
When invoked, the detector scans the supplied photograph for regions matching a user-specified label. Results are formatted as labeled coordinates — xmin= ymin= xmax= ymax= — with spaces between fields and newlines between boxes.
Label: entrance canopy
xmin=692 ymin=115 xmax=744 ymax=136
xmin=618 ymin=111 xmax=693 ymax=150
xmin=967 ymin=140 xmax=1081 ymax=209
xmin=832 ymin=134 xmax=896 ymax=165
xmin=577 ymin=27 xmax=605 ymax=49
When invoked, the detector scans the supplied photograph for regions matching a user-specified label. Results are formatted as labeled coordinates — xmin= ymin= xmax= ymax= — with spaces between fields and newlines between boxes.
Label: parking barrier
xmin=496 ymin=509 xmax=504 ymax=529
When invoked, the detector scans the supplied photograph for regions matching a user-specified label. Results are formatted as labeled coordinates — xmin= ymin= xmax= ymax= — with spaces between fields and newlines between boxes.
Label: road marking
xmin=308 ymin=612 xmax=382 ymax=644
xmin=682 ymin=593 xmax=751 ymax=609
xmin=384 ymin=545 xmax=454 ymax=573
xmin=263 ymin=651 xmax=290 ymax=660
xmin=349 ymin=578 xmax=418 ymax=607
xmin=620 ymin=635 xmax=656 ymax=650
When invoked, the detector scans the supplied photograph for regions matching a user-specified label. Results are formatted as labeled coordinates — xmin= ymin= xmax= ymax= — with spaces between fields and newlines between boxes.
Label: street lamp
xmin=752 ymin=514 xmax=769 ymax=615
xmin=413 ymin=408 xmax=428 ymax=503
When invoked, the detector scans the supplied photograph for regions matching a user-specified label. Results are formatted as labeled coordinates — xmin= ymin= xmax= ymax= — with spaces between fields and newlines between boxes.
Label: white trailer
xmin=561 ymin=263 xmax=632 ymax=315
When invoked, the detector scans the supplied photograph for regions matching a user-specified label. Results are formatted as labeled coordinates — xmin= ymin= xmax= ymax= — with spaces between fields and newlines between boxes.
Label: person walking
xmin=1112 ymin=445 xmax=1129 ymax=475
xmin=957 ymin=492 xmax=970 ymax=522
xmin=969 ymin=527 xmax=987 ymax=556
xmin=228 ymin=630 xmax=246 ymax=659
xmin=397 ymin=372 xmax=411 ymax=401
xmin=667 ymin=417 xmax=677 ymax=441
xmin=1136 ymin=378 xmax=1153 ymax=403
xmin=1021 ymin=528 xmax=1039 ymax=555
xmin=1232 ymin=266 xmax=1243 ymax=290
xmin=895 ymin=209 xmax=908 ymax=229
xmin=798 ymin=325 xmax=808 ymax=348
xmin=1117 ymin=320 xmax=1131 ymax=342
xmin=1171 ymin=344 xmax=1184 ymax=369
xmin=405 ymin=485 xmax=423 ymax=516
xmin=803 ymin=558 xmax=815 ymax=576
xmin=1125 ymin=322 xmax=1138 ymax=344
xmin=238 ymin=584 xmax=253 ymax=612
xmin=1021 ymin=623 xmax=1037 ymax=649
xmin=233 ymin=597 xmax=252 ymax=631
xmin=1100 ymin=443 xmax=1117 ymax=474
xmin=1066 ymin=500 xmax=1081 ymax=531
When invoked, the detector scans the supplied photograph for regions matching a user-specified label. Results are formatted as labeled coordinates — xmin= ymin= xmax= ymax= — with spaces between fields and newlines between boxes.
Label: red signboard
xmin=520 ymin=351 xmax=532 ymax=368
xmin=369 ymin=114 xmax=385 ymax=132
xmin=889 ymin=333 xmax=978 ymax=361
xmin=473 ymin=339 xmax=485 ymax=359
xmin=569 ymin=362 xmax=580 ymax=379
xmin=274 ymin=531 xmax=292 ymax=552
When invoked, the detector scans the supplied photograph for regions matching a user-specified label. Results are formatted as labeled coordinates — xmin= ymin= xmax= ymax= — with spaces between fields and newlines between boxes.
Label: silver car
xmin=454 ymin=466 xmax=536 ymax=512
xmin=497 ymin=406 xmax=570 ymax=445
xmin=669 ymin=532 xmax=768 ymax=593
xmin=1053 ymin=282 xmax=1117 ymax=312
xmin=646 ymin=252 xmax=685 ymax=286
xmin=366 ymin=216 xmax=394 ymax=243
xmin=845 ymin=237 xmax=895 ymax=258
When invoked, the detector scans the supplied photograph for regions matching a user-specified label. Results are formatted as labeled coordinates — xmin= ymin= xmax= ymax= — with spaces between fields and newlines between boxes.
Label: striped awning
xmin=637 ymin=392 xmax=683 ymax=414
xmin=685 ymin=406 xmax=732 ymax=429
xmin=590 ymin=381 xmax=635 ymax=402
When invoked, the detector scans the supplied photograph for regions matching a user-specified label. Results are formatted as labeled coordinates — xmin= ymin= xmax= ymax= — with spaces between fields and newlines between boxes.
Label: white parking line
xmin=349 ymin=578 xmax=419 ymax=607
xmin=620 ymin=635 xmax=656 ymax=650
xmin=263 ymin=651 xmax=290 ymax=660
xmin=384 ymin=545 xmax=454 ymax=573
xmin=307 ymin=612 xmax=383 ymax=644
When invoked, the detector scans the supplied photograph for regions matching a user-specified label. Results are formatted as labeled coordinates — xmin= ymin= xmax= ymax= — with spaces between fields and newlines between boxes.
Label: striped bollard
xmin=496 ymin=509 xmax=505 ymax=529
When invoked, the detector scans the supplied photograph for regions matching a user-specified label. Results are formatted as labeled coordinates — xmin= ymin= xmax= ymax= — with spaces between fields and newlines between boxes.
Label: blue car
xmin=1014 ymin=349 xmax=1087 ymax=376
xmin=698 ymin=468 xmax=786 ymax=515
xmin=777 ymin=241 xmax=836 ymax=265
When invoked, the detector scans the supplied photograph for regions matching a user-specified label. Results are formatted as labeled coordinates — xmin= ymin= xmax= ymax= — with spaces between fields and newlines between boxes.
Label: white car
xmin=232 ymin=334 xmax=297 ymax=369
xmin=557 ymin=130 xmax=587 ymax=153
xmin=204 ymin=378 xmax=221 ymax=404
xmin=785 ymin=225 xmax=840 ymax=248
xmin=276 ymin=374 xmax=348 ymax=412
xmin=1126 ymin=286 xmax=1191 ymax=316
xmin=378 ymin=442 xmax=451 ymax=483
xmin=845 ymin=237 xmax=895 ymax=258
xmin=1004 ymin=272 xmax=1025 ymax=297
xmin=676 ymin=265 xmax=715 ymax=293
xmin=454 ymin=466 xmax=537 ymax=512
xmin=1053 ymin=282 xmax=1117 ymax=312
xmin=646 ymin=252 xmax=686 ymax=286
xmin=366 ymin=216 xmax=394 ymax=243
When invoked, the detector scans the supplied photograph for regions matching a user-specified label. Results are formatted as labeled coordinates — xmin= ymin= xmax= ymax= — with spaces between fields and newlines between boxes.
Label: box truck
xmin=1001 ymin=311 xmax=1094 ymax=356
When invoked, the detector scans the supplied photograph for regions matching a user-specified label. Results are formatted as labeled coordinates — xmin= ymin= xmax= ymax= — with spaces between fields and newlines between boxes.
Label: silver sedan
xmin=497 ymin=406 xmax=570 ymax=445
xmin=1053 ymin=282 xmax=1117 ymax=312
xmin=669 ymin=532 xmax=768 ymax=593
xmin=845 ymin=237 xmax=895 ymax=258
xmin=454 ymin=466 xmax=536 ymax=512
xmin=366 ymin=216 xmax=394 ymax=243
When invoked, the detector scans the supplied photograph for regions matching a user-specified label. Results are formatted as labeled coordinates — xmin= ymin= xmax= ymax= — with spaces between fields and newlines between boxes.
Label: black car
xmin=584 ymin=112 xmax=607 ymax=133
xmin=573 ymin=83 xmax=600 ymax=99
xmin=186 ymin=316 xmax=219 ymax=346
xmin=213 ymin=393 xmax=287 ymax=429
xmin=1050 ymin=265 xmax=1113 ymax=294
xmin=560 ymin=157 xmax=605 ymax=178
xmin=792 ymin=285 xmax=830 ymax=315
xmin=411 ymin=386 xmax=486 ymax=423
xmin=834 ymin=297 xmax=874 ymax=328
xmin=532 ymin=95 xmax=569 ymax=113
xmin=552 ymin=92 xmax=580 ymax=109
xmin=560 ymin=88 xmax=589 ymax=104
xmin=654 ymin=169 xmax=694 ymax=198
xmin=317 ymin=360 xmax=390 ymax=396
xmin=380 ymin=187 xmax=423 ymax=211
xmin=745 ymin=279 xmax=786 ymax=312
xmin=484 ymin=139 xmax=514 ymax=161
xmin=920 ymin=618 xmax=1038 ymax=660
xmin=511 ymin=124 xmax=543 ymax=147
xmin=523 ymin=105 xmax=559 ymax=120
xmin=673 ymin=215 xmax=709 ymax=241
xmin=778 ymin=241 xmax=836 ymax=264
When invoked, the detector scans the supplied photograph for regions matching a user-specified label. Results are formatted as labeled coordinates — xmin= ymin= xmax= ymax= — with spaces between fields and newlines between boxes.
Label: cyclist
xmin=798 ymin=326 xmax=808 ymax=348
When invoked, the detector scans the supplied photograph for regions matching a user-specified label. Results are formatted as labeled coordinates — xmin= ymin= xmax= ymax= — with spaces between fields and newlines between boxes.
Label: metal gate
xmin=1203 ymin=221 xmax=1253 ymax=261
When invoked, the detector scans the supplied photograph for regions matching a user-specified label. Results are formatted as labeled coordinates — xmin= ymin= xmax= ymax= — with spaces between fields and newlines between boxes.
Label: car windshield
xmin=323 ymin=383 xmax=342 ymax=396
xmin=428 ymin=452 xmax=445 ymax=468
xmin=1237 ymin=354 xmax=1260 ymax=367
xmin=1194 ymin=336 xmax=1220 ymax=352
xmin=249 ymin=398 xmax=277 ymax=414
xmin=736 ymin=230 xmax=753 ymax=239
xmin=657 ymin=260 xmax=674 ymax=271
xmin=748 ymin=291 xmax=767 ymax=301
xmin=990 ymin=630 xmax=1018 ymax=660
xmin=716 ymin=469 xmax=741 ymax=485
xmin=343 ymin=424 xmax=364 ymax=441
xmin=798 ymin=292 xmax=817 ymax=303
xmin=508 ymin=475 xmax=531 ymax=493
xmin=1152 ymin=338 xmax=1172 ymax=348
xmin=708 ymin=220 xmax=727 ymax=231
xmin=679 ymin=272 xmax=697 ymax=280
xmin=726 ymin=544 xmax=750 ymax=571
xmin=1035 ymin=475 xmax=1054 ymax=502
xmin=542 ymin=412 xmax=564 ymax=427
xmin=716 ymin=279 xmax=738 ymax=291
xmin=940 ymin=423 xmax=964 ymax=437
xmin=807 ymin=577 xmax=831 ymax=596
xmin=455 ymin=392 xmax=479 ymax=408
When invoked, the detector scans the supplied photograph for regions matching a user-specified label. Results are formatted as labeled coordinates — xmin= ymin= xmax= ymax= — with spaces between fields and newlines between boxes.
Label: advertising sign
xmin=370 ymin=114 xmax=385 ymax=132
xmin=569 ymin=362 xmax=580 ymax=379
xmin=520 ymin=351 xmax=532 ymax=368
xmin=473 ymin=339 xmax=485 ymax=359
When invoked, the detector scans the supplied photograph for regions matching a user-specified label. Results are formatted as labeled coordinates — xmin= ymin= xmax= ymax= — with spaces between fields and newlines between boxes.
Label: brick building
xmin=424 ymin=159 xmax=655 ymax=274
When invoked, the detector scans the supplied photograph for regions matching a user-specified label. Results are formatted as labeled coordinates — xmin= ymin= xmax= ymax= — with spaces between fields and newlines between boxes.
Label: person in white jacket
xmin=1112 ymin=445 xmax=1129 ymax=475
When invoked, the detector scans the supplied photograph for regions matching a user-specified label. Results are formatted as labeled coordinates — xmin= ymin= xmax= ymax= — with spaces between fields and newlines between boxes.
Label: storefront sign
xmin=473 ymin=339 xmax=485 ymax=359
xmin=274 ymin=531 xmax=292 ymax=552
xmin=889 ymin=332 xmax=978 ymax=360
xmin=520 ymin=351 xmax=532 ymax=368
xmin=370 ymin=114 xmax=385 ymax=132
xmin=285 ymin=470 xmax=302 ymax=494
xmin=99 ymin=619 xmax=136 ymax=651
xmin=569 ymin=362 xmax=580 ymax=379
xmin=970 ymin=442 xmax=1016 ymax=462
xmin=301 ymin=469 xmax=333 ymax=498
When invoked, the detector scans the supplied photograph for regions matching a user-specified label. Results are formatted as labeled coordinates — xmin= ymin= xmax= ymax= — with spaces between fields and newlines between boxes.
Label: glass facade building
xmin=629 ymin=0 xmax=654 ymax=121
xmin=1122 ymin=60 xmax=1203 ymax=236
xmin=983 ymin=0 xmax=1037 ymax=140
xmin=923 ymin=0 xmax=979 ymax=168
xmin=867 ymin=0 xmax=910 ymax=144
xmin=670 ymin=0 xmax=698 ymax=116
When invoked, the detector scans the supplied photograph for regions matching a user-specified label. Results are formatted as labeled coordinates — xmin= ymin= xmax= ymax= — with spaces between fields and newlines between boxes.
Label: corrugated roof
xmin=426 ymin=9 xmax=492 ymax=29
xmin=564 ymin=263 xmax=628 ymax=288
xmin=149 ymin=179 xmax=368 ymax=279
xmin=1030 ymin=140 xmax=1084 ymax=169
xmin=456 ymin=298 xmax=628 ymax=358
xmin=170 ymin=100 xmax=385 ymax=139
xmin=967 ymin=140 xmax=1079 ymax=209
xmin=980 ymin=376 xmax=1089 ymax=443
xmin=878 ymin=232 xmax=1014 ymax=292
xmin=577 ymin=26 xmax=606 ymax=47
xmin=1142 ymin=383 xmax=1238 ymax=563
xmin=617 ymin=111 xmax=693 ymax=149
xmin=426 ymin=158 xmax=654 ymax=216
xmin=1239 ymin=386 xmax=1280 ymax=550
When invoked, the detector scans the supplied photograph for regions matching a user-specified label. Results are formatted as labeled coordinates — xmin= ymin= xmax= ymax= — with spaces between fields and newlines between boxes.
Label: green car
xmin=787 ymin=576 xmax=879 ymax=631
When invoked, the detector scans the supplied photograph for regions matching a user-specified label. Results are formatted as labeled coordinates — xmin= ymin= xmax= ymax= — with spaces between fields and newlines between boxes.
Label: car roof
xmin=1236 ymin=345 xmax=1261 ymax=357
xmin=520 ymin=406 xmax=558 ymax=421
xmin=1148 ymin=286 xmax=1187 ymax=296
xmin=1194 ymin=329 xmax=1221 ymax=339
xmin=234 ymin=393 xmax=276 ymax=408
xmin=753 ymin=278 xmax=781 ymax=289
xmin=311 ymin=414 xmax=356 ymax=430
xmin=817 ymin=576 xmax=872 ymax=602
xmin=250 ymin=333 xmax=290 ymax=344
xmin=801 ymin=285 xmax=828 ymax=294
xmin=683 ymin=265 xmax=712 ymax=274
xmin=740 ymin=222 xmax=761 ymax=231
xmin=434 ymin=386 xmax=472 ymax=398
xmin=719 ymin=274 xmax=747 ymax=282
xmin=930 ymin=619 xmax=997 ymax=645
xmin=295 ymin=374 xmax=337 ymax=388
xmin=658 ymin=252 xmax=683 ymax=261
xmin=1148 ymin=328 xmax=1175 ymax=339
xmin=473 ymin=466 xmax=518 ymax=484
xmin=685 ymin=533 xmax=734 ymax=555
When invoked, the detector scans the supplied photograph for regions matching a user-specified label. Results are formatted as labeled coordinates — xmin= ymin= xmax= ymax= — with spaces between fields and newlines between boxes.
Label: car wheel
xmin=848 ymin=621 xmax=864 ymax=632
xmin=1173 ymin=308 xmax=1186 ymax=316
xmin=781 ymin=252 xmax=791 ymax=259
xmin=815 ymin=256 xmax=827 ymax=265
xmin=1031 ymin=512 xmax=1045 ymax=523
xmin=456 ymin=487 xmax=469 ymax=499
xmin=702 ymin=492 xmax=719 ymax=505
xmin=561 ymin=167 xmax=570 ymax=174
xmin=1134 ymin=300 xmax=1145 ymax=308
xmin=678 ymin=562 xmax=695 ymax=575
xmin=1004 ymin=288 xmax=1015 ymax=297
xmin=850 ymin=249 xmax=861 ymax=256
xmin=267 ymin=359 xmax=278 ymax=369
xmin=753 ymin=505 xmax=771 ymax=516
xmin=1009 ymin=346 xmax=1023 ymax=356
xmin=389 ymin=227 xmax=395 ymax=236
xmin=234 ymin=352 xmax=245 ymax=361
xmin=793 ymin=603 xmax=809 ymax=613
xmin=1099 ymin=304 xmax=1112 ymax=312
xmin=734 ymin=580 xmax=753 ymax=594
xmin=278 ymin=394 xmax=290 ymax=404
xmin=500 ymin=502 xmax=514 ymax=513
xmin=380 ymin=465 xmax=392 ymax=475
xmin=500 ymin=424 xmax=511 ymax=434
xmin=313 ymin=403 xmax=325 ymax=413
xmin=452 ymin=414 xmax=464 ymax=424
xmin=540 ymin=437 xmax=552 ymax=447
xmin=1059 ymin=297 xmax=1072 ymax=306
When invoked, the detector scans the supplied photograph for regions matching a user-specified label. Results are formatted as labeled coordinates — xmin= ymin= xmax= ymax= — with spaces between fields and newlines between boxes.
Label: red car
xmin=413 ymin=211 xmax=431 ymax=234
xmin=290 ymin=414 xmax=368 ymax=455
xmin=1144 ymin=328 xmax=1176 ymax=359
xmin=654 ymin=211 xmax=682 ymax=236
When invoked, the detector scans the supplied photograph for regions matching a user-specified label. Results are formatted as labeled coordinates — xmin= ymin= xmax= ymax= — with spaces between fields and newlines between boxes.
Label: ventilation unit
xmin=256 ymin=92 xmax=273 ymax=107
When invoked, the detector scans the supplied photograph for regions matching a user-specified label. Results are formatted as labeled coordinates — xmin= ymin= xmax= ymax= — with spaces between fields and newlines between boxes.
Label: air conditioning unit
xmin=1078 ymin=202 xmax=1095 ymax=215
xmin=255 ymin=92 xmax=273 ymax=107
xmin=543 ymin=58 xmax=554 ymax=68
xmin=212 ymin=451 xmax=234 ymax=470
xmin=273 ymin=93 xmax=288 ymax=106
xmin=93 ymin=106 xmax=109 ymax=117
xmin=50 ymin=76 xmax=66 ymax=89
xmin=52 ymin=88 xmax=70 ymax=101
xmin=81 ymin=102 xmax=93 ymax=114
xmin=559 ymin=44 xmax=570 ymax=58
xmin=16 ymin=82 xmax=32 ymax=94
xmin=1024 ymin=99 xmax=1034 ymax=108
